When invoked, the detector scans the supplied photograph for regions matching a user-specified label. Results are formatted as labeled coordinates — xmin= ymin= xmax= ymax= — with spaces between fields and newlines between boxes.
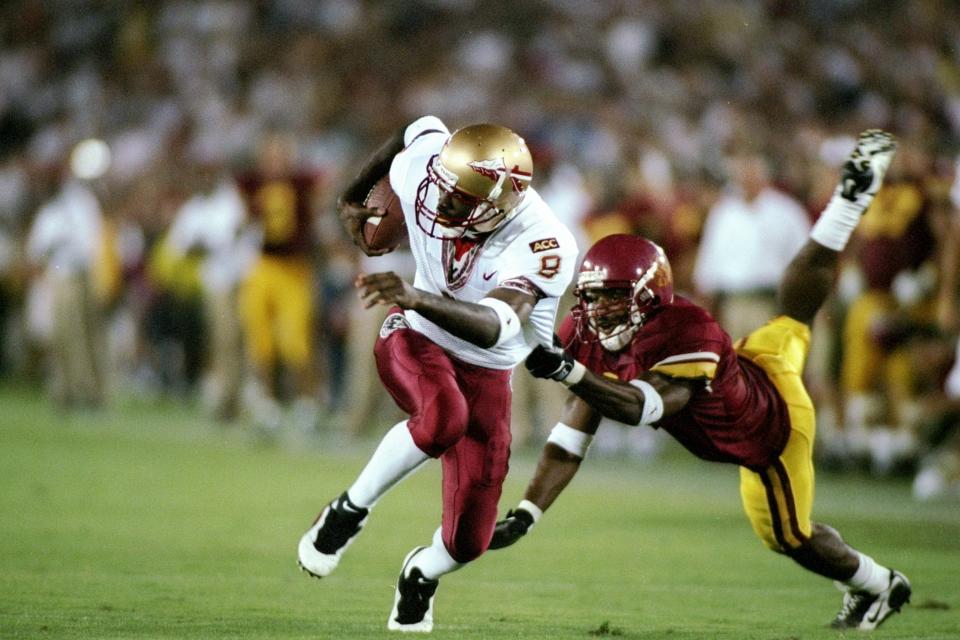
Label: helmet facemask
xmin=413 ymin=124 xmax=533 ymax=240
xmin=415 ymin=155 xmax=511 ymax=239
xmin=574 ymin=280 xmax=661 ymax=352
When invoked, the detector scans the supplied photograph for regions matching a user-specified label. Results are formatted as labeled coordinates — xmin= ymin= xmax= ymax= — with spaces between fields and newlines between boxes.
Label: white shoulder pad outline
xmin=404 ymin=115 xmax=449 ymax=147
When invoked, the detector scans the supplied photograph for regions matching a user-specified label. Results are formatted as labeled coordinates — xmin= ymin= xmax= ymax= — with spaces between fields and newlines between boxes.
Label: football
xmin=362 ymin=175 xmax=406 ymax=252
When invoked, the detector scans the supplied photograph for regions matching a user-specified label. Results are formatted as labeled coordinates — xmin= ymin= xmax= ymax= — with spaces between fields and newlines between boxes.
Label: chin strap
xmin=598 ymin=323 xmax=638 ymax=352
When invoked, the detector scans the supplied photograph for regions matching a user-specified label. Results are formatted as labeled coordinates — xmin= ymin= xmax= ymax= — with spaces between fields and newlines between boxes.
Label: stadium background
xmin=1 ymin=1 xmax=959 ymax=637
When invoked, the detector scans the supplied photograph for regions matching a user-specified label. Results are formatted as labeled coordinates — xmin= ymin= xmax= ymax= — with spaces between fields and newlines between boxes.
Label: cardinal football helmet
xmin=573 ymin=234 xmax=674 ymax=352
xmin=415 ymin=124 xmax=533 ymax=238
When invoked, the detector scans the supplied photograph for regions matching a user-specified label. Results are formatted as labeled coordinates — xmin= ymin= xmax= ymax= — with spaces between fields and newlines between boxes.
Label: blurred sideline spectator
xmin=912 ymin=167 xmax=960 ymax=499
xmin=144 ymin=205 xmax=206 ymax=398
xmin=236 ymin=132 xmax=324 ymax=431
xmin=165 ymin=152 xmax=253 ymax=421
xmin=25 ymin=141 xmax=113 ymax=410
xmin=342 ymin=245 xmax=415 ymax=440
xmin=692 ymin=152 xmax=811 ymax=341
xmin=833 ymin=143 xmax=942 ymax=474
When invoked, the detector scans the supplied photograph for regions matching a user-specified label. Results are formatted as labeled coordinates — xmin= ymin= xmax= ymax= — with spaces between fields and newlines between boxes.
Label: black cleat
xmin=297 ymin=491 xmax=368 ymax=578
xmin=388 ymin=547 xmax=439 ymax=632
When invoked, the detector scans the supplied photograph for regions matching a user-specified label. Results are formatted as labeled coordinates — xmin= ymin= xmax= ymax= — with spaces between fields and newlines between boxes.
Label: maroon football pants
xmin=374 ymin=315 xmax=512 ymax=563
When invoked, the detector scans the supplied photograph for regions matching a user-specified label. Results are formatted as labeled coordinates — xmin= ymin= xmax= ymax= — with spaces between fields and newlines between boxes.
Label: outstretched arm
xmin=489 ymin=393 xmax=599 ymax=549
xmin=490 ymin=347 xmax=694 ymax=549
xmin=356 ymin=271 xmax=537 ymax=348
xmin=520 ymin=394 xmax=601 ymax=511
xmin=524 ymin=343 xmax=693 ymax=425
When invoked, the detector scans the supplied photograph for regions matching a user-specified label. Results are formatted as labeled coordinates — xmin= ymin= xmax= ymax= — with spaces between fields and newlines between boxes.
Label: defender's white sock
xmin=409 ymin=527 xmax=464 ymax=580
xmin=810 ymin=194 xmax=870 ymax=252
xmin=845 ymin=552 xmax=891 ymax=594
xmin=347 ymin=420 xmax=429 ymax=508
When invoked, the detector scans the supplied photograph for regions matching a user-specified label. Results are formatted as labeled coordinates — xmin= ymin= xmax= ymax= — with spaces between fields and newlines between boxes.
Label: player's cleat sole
xmin=388 ymin=547 xmax=438 ymax=633
xmin=838 ymin=129 xmax=897 ymax=204
xmin=297 ymin=492 xmax=368 ymax=579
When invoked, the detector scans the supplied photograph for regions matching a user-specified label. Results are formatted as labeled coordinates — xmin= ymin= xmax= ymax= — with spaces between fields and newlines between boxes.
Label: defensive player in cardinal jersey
xmin=297 ymin=115 xmax=577 ymax=632
xmin=491 ymin=131 xmax=912 ymax=632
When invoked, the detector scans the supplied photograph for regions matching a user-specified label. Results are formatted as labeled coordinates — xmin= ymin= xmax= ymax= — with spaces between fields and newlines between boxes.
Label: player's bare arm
xmin=337 ymin=128 xmax=406 ymax=256
xmin=490 ymin=366 xmax=692 ymax=551
xmin=567 ymin=369 xmax=693 ymax=426
xmin=523 ymin=395 xmax=600 ymax=509
xmin=355 ymin=272 xmax=537 ymax=348
xmin=489 ymin=394 xmax=599 ymax=550
xmin=525 ymin=342 xmax=693 ymax=425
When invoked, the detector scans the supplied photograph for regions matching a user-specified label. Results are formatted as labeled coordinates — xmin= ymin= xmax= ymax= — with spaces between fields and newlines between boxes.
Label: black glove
xmin=489 ymin=508 xmax=535 ymax=550
xmin=525 ymin=343 xmax=576 ymax=381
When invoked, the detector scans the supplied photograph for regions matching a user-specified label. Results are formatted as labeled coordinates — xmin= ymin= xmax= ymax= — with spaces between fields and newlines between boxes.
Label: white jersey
xmin=166 ymin=179 xmax=255 ymax=293
xmin=386 ymin=116 xmax=578 ymax=370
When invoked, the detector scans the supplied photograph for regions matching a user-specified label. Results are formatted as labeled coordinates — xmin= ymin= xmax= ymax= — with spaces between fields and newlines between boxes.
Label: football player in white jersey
xmin=297 ymin=116 xmax=578 ymax=632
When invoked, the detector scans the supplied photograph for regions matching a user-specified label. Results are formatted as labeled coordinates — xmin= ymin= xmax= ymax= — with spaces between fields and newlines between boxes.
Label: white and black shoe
xmin=297 ymin=492 xmax=368 ymax=579
xmin=838 ymin=129 xmax=897 ymax=206
xmin=831 ymin=569 xmax=911 ymax=630
xmin=388 ymin=547 xmax=439 ymax=633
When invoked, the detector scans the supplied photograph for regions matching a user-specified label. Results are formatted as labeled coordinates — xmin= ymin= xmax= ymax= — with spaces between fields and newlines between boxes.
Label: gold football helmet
xmin=415 ymin=124 xmax=533 ymax=238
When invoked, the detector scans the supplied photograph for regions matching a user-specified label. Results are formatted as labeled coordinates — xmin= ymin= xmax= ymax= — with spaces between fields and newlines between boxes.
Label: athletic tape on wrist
xmin=517 ymin=499 xmax=543 ymax=524
xmin=546 ymin=422 xmax=593 ymax=458
xmin=628 ymin=379 xmax=664 ymax=426
xmin=478 ymin=297 xmax=521 ymax=346
xmin=560 ymin=360 xmax=587 ymax=387
xmin=810 ymin=194 xmax=865 ymax=252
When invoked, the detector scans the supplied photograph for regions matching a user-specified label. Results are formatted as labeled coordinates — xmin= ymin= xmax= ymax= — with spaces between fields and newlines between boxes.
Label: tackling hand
xmin=356 ymin=271 xmax=420 ymax=309
xmin=488 ymin=508 xmax=534 ymax=550
xmin=525 ymin=342 xmax=577 ymax=382
xmin=337 ymin=198 xmax=391 ymax=256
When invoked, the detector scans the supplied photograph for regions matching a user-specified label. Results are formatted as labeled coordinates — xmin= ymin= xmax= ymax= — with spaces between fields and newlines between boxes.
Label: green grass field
xmin=1 ymin=384 xmax=958 ymax=639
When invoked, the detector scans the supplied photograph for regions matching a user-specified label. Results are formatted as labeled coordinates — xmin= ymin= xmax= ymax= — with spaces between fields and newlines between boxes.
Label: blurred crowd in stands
xmin=2 ymin=0 xmax=960 ymax=499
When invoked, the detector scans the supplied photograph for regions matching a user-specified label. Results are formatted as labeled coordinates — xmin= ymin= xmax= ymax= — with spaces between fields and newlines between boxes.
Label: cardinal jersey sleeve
xmin=637 ymin=301 xmax=725 ymax=383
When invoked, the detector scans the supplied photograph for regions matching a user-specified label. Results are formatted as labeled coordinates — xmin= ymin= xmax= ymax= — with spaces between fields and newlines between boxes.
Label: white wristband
xmin=560 ymin=360 xmax=587 ymax=387
xmin=546 ymin=422 xmax=593 ymax=458
xmin=478 ymin=297 xmax=521 ymax=347
xmin=517 ymin=499 xmax=543 ymax=524
xmin=628 ymin=379 xmax=664 ymax=426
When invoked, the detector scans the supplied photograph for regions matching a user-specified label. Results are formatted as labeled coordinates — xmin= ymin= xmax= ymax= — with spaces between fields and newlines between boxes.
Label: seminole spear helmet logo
xmin=467 ymin=158 xmax=532 ymax=194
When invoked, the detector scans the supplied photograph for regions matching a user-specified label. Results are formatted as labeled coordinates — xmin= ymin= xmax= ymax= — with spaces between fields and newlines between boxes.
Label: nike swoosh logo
xmin=483 ymin=271 xmax=497 ymax=281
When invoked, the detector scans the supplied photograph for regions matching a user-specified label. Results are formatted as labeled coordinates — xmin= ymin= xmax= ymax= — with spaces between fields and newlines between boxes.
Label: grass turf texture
xmin=1 ymin=384 xmax=958 ymax=639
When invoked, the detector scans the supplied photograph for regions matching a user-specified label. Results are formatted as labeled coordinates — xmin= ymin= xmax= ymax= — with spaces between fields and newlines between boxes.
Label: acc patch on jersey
xmin=379 ymin=313 xmax=411 ymax=339
xmin=529 ymin=237 xmax=559 ymax=252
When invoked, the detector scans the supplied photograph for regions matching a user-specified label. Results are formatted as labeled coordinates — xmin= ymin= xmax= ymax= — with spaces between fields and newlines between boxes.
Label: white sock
xmin=845 ymin=552 xmax=891 ymax=594
xmin=347 ymin=420 xmax=430 ymax=508
xmin=409 ymin=527 xmax=464 ymax=580
xmin=810 ymin=192 xmax=871 ymax=252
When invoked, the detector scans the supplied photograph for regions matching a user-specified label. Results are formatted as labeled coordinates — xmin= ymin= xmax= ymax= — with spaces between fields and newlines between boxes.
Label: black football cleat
xmin=388 ymin=547 xmax=439 ymax=632
xmin=297 ymin=491 xmax=368 ymax=578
